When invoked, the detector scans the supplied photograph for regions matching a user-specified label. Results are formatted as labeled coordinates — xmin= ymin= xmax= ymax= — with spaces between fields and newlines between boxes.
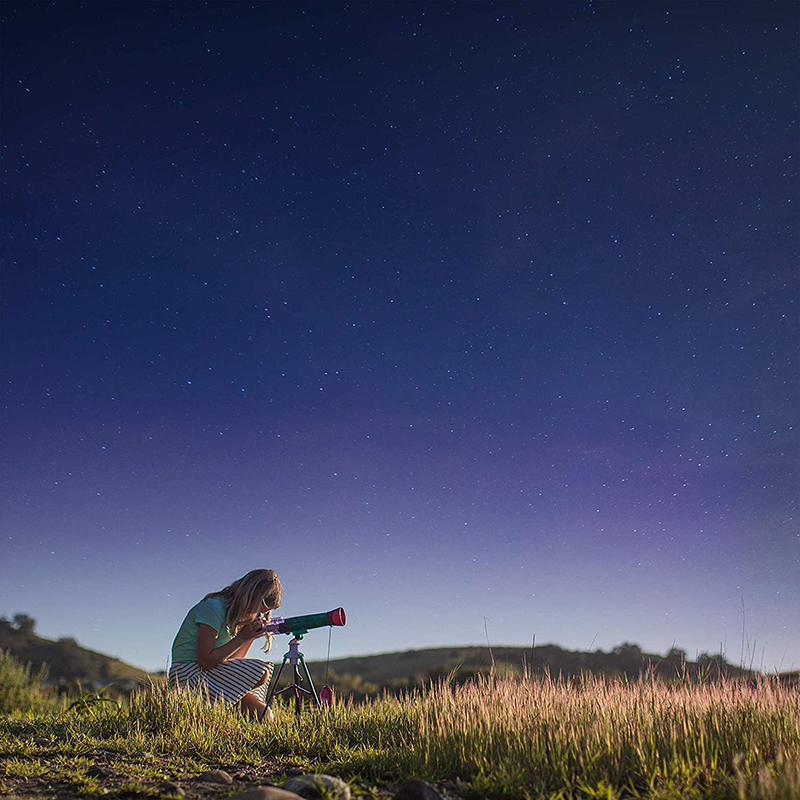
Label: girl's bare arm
xmin=228 ymin=638 xmax=253 ymax=660
xmin=196 ymin=621 xmax=262 ymax=670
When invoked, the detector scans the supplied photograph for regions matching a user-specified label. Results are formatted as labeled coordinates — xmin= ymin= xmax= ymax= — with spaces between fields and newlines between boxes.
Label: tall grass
xmin=410 ymin=673 xmax=799 ymax=798
xmin=3 ymin=670 xmax=797 ymax=799
xmin=0 ymin=649 xmax=56 ymax=714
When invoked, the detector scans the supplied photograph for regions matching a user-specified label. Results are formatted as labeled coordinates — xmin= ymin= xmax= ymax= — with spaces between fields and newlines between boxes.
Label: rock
xmin=228 ymin=789 xmax=303 ymax=800
xmin=87 ymin=765 xmax=120 ymax=779
xmin=283 ymin=774 xmax=351 ymax=800
xmin=199 ymin=769 xmax=234 ymax=784
xmin=33 ymin=737 xmax=49 ymax=746
xmin=132 ymin=751 xmax=154 ymax=758
xmin=157 ymin=781 xmax=185 ymax=797
xmin=394 ymin=780 xmax=443 ymax=800
xmin=283 ymin=767 xmax=305 ymax=776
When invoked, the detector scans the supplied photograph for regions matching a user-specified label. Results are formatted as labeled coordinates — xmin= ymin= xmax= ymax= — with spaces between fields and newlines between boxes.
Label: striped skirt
xmin=169 ymin=658 xmax=273 ymax=706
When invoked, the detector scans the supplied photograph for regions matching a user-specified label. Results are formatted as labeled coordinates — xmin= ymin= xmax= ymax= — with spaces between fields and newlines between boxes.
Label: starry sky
xmin=1 ymin=2 xmax=797 ymax=674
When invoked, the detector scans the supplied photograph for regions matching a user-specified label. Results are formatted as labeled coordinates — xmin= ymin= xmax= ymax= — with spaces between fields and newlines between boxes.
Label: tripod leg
xmin=300 ymin=659 xmax=321 ymax=706
xmin=265 ymin=657 xmax=287 ymax=708
xmin=293 ymin=665 xmax=302 ymax=721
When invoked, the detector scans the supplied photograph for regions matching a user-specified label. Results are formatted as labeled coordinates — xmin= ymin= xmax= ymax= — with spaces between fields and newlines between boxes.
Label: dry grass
xmin=409 ymin=672 xmax=799 ymax=798
xmin=2 ymin=669 xmax=798 ymax=799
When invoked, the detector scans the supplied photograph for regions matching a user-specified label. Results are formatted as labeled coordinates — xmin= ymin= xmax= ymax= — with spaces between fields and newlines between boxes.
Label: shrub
xmin=0 ymin=649 xmax=53 ymax=714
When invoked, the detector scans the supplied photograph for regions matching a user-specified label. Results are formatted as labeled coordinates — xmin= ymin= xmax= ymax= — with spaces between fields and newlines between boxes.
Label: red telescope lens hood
xmin=328 ymin=607 xmax=346 ymax=627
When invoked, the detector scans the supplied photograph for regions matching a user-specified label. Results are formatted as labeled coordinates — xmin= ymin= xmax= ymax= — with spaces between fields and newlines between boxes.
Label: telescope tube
xmin=262 ymin=607 xmax=346 ymax=636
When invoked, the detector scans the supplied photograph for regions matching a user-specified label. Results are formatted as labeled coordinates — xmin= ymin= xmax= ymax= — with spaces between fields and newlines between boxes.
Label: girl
xmin=169 ymin=568 xmax=282 ymax=721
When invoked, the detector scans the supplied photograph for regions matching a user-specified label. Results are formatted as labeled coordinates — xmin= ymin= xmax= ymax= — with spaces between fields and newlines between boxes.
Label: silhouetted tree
xmin=12 ymin=614 xmax=35 ymax=634
xmin=612 ymin=642 xmax=642 ymax=656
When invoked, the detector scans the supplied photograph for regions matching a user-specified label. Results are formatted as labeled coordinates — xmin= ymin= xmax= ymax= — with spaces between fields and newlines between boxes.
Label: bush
xmin=0 ymin=649 xmax=53 ymax=714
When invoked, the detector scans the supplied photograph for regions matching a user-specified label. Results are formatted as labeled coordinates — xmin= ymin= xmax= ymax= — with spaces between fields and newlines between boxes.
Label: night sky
xmin=2 ymin=2 xmax=797 ymax=674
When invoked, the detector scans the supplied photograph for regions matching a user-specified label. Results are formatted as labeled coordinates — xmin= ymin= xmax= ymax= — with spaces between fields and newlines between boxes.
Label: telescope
xmin=263 ymin=607 xmax=347 ymax=719
xmin=260 ymin=607 xmax=346 ymax=637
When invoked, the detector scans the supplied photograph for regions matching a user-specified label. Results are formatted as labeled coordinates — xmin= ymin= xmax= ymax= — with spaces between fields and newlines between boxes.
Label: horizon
xmin=4 ymin=611 xmax=793 ymax=676
xmin=2 ymin=2 xmax=797 ymax=677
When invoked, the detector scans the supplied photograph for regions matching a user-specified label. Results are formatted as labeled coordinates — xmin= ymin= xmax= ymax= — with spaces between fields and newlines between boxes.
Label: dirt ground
xmin=1 ymin=749 xmax=451 ymax=800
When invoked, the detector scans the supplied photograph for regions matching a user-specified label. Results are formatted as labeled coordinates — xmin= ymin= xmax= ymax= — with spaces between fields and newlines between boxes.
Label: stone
xmin=394 ymin=780 xmax=443 ymax=800
xmin=87 ymin=765 xmax=120 ymax=779
xmin=283 ymin=774 xmax=351 ymax=800
xmin=228 ymin=789 xmax=303 ymax=800
xmin=33 ymin=737 xmax=50 ymax=746
xmin=157 ymin=781 xmax=185 ymax=797
xmin=199 ymin=769 xmax=234 ymax=784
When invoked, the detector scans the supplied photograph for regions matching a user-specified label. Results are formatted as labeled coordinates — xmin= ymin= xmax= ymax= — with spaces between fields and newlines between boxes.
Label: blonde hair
xmin=205 ymin=569 xmax=283 ymax=652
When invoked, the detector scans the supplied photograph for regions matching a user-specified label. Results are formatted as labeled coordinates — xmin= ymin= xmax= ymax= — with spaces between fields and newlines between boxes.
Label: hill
xmin=0 ymin=615 xmax=149 ymax=690
xmin=3 ymin=613 xmax=788 ymax=700
xmin=301 ymin=641 xmax=758 ymax=699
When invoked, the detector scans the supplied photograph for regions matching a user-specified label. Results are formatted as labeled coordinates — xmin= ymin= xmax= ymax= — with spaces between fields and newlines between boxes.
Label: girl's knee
xmin=253 ymin=669 xmax=272 ymax=688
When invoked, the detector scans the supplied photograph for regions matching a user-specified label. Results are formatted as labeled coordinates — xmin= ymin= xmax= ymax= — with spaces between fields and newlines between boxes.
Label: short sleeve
xmin=195 ymin=598 xmax=227 ymax=634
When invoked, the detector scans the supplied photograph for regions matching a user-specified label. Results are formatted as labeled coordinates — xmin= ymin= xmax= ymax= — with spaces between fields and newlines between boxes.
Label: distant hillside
xmin=4 ymin=613 xmax=791 ymax=702
xmin=302 ymin=642 xmax=760 ymax=699
xmin=0 ymin=615 xmax=149 ymax=689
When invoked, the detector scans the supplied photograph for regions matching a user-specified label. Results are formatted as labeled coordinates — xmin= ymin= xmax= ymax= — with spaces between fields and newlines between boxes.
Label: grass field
xmin=1 ymin=652 xmax=798 ymax=800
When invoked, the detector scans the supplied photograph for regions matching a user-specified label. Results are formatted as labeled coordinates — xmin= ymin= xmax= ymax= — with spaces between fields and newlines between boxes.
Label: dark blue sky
xmin=2 ymin=1 xmax=797 ymax=673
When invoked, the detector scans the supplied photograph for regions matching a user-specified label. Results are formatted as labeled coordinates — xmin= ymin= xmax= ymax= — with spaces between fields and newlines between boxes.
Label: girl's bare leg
xmin=238 ymin=667 xmax=274 ymax=720
xmin=238 ymin=691 xmax=270 ymax=720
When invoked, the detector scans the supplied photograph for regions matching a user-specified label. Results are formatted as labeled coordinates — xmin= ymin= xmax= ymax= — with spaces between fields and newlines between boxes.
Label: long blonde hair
xmin=205 ymin=569 xmax=283 ymax=652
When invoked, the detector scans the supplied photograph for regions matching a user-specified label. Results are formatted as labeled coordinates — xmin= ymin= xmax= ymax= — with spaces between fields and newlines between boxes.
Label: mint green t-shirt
xmin=171 ymin=596 xmax=233 ymax=663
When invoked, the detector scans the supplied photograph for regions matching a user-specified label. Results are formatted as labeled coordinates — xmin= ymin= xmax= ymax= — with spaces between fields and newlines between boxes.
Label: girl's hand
xmin=238 ymin=619 xmax=266 ymax=640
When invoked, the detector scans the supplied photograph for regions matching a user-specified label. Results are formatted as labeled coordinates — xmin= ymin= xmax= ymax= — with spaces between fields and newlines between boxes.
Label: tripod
xmin=265 ymin=632 xmax=320 ymax=721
